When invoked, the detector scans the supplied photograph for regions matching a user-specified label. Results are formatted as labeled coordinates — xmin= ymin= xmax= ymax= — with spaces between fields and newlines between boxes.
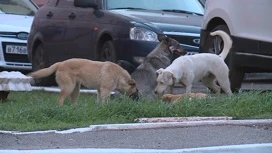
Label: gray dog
xmin=130 ymin=36 xmax=185 ymax=97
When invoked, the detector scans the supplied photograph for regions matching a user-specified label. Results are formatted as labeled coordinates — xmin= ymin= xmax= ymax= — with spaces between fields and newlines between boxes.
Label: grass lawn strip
xmin=0 ymin=91 xmax=271 ymax=131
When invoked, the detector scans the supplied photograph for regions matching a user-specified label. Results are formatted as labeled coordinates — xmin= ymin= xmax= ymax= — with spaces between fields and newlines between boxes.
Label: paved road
xmin=0 ymin=120 xmax=272 ymax=150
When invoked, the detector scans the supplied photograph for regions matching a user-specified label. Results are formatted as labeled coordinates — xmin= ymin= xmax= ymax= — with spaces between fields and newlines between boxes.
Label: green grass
xmin=0 ymin=91 xmax=271 ymax=131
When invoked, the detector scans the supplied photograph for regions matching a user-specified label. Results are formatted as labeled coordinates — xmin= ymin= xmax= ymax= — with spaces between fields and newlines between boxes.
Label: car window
xmin=106 ymin=0 xmax=204 ymax=15
xmin=47 ymin=0 xmax=58 ymax=6
xmin=57 ymin=0 xmax=74 ymax=7
xmin=0 ymin=0 xmax=38 ymax=16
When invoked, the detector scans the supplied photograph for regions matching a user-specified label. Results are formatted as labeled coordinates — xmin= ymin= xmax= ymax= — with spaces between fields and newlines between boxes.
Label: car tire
xmin=32 ymin=44 xmax=55 ymax=86
xmin=99 ymin=41 xmax=117 ymax=62
xmin=203 ymin=25 xmax=245 ymax=93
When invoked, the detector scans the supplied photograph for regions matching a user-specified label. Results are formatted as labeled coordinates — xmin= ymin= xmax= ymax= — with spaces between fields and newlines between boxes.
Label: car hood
xmin=110 ymin=9 xmax=203 ymax=34
xmin=0 ymin=14 xmax=33 ymax=32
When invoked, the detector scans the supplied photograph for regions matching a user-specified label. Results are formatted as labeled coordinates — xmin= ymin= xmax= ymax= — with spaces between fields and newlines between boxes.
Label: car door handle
xmin=68 ymin=13 xmax=76 ymax=19
xmin=46 ymin=12 xmax=53 ymax=18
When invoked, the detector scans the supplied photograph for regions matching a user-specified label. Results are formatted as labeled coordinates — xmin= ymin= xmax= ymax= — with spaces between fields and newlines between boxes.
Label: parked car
xmin=200 ymin=0 xmax=272 ymax=92
xmin=27 ymin=0 xmax=204 ymax=85
xmin=0 ymin=0 xmax=38 ymax=72
xmin=32 ymin=0 xmax=48 ymax=7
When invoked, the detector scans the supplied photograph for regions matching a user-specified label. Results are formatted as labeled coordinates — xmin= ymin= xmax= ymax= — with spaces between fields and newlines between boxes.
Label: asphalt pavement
xmin=0 ymin=119 xmax=272 ymax=151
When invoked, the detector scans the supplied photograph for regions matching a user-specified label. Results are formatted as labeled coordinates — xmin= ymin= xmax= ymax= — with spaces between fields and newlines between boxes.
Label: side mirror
xmin=74 ymin=0 xmax=98 ymax=9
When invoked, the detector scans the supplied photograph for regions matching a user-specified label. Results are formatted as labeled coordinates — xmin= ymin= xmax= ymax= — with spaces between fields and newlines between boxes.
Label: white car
xmin=200 ymin=0 xmax=272 ymax=92
xmin=0 ymin=0 xmax=38 ymax=72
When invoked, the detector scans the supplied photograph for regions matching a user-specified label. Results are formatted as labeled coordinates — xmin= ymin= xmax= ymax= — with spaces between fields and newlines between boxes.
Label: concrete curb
xmin=31 ymin=86 xmax=115 ymax=94
xmin=135 ymin=116 xmax=233 ymax=123
xmin=1 ymin=119 xmax=271 ymax=135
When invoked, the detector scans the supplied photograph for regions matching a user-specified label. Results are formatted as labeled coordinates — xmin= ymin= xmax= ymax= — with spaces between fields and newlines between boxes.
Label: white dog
xmin=154 ymin=30 xmax=232 ymax=96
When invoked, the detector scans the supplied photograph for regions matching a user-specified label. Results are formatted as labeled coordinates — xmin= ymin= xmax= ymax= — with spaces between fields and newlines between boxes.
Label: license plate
xmin=6 ymin=45 xmax=27 ymax=55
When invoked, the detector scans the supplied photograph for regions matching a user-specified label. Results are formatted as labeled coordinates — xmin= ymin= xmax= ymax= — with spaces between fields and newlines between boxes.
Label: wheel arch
xmin=97 ymin=32 xmax=114 ymax=55
xmin=200 ymin=17 xmax=230 ymax=54
xmin=206 ymin=17 xmax=228 ymax=32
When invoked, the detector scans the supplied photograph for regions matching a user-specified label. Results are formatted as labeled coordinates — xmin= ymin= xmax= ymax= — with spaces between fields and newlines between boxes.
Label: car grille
xmin=2 ymin=42 xmax=30 ymax=63
xmin=166 ymin=34 xmax=200 ymax=48
xmin=0 ymin=32 xmax=28 ymax=40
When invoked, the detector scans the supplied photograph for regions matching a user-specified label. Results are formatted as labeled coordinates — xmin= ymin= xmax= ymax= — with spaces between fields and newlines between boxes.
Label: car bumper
xmin=0 ymin=37 xmax=32 ymax=71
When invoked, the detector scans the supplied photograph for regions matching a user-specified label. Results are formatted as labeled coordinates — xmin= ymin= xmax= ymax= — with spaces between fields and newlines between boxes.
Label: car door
xmin=64 ymin=2 xmax=97 ymax=60
xmin=45 ymin=0 xmax=75 ymax=64
xmin=38 ymin=0 xmax=69 ymax=65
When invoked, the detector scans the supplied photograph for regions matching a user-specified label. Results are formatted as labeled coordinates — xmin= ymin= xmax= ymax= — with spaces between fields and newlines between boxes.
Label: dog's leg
xmin=56 ymin=73 xmax=76 ymax=105
xmin=70 ymin=82 xmax=81 ymax=105
xmin=97 ymin=89 xmax=102 ymax=103
xmin=182 ymin=79 xmax=193 ymax=93
xmin=166 ymin=86 xmax=173 ymax=94
xmin=213 ymin=69 xmax=232 ymax=95
xmin=180 ymin=73 xmax=194 ymax=93
xmin=99 ymin=78 xmax=116 ymax=103
xmin=58 ymin=86 xmax=75 ymax=105
xmin=185 ymin=84 xmax=192 ymax=93
xmin=100 ymin=88 xmax=111 ymax=104
xmin=202 ymin=76 xmax=221 ymax=94
xmin=217 ymin=78 xmax=232 ymax=95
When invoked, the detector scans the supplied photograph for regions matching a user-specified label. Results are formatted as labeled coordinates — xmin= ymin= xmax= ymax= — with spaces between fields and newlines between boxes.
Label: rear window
xmin=0 ymin=0 xmax=38 ymax=16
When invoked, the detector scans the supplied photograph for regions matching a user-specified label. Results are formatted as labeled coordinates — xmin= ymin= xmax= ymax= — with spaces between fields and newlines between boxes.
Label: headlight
xmin=130 ymin=27 xmax=158 ymax=42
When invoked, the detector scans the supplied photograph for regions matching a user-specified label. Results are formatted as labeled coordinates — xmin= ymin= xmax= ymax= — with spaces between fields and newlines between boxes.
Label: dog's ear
xmin=128 ymin=79 xmax=136 ymax=86
xmin=164 ymin=37 xmax=170 ymax=43
xmin=156 ymin=68 xmax=164 ymax=76
xmin=164 ymin=71 xmax=173 ymax=80
xmin=158 ymin=34 xmax=167 ymax=42
xmin=162 ymin=37 xmax=170 ymax=45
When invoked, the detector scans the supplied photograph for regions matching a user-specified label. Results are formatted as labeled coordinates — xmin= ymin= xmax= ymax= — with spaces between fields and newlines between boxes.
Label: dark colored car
xmin=27 ymin=0 xmax=204 ymax=85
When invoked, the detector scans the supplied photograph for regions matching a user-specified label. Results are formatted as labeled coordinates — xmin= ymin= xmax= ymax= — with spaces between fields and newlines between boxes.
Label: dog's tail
xmin=210 ymin=30 xmax=233 ymax=60
xmin=29 ymin=62 xmax=60 ymax=78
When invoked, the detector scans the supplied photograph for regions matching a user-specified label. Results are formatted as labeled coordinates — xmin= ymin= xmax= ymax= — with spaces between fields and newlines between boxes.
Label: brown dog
xmin=162 ymin=93 xmax=207 ymax=104
xmin=29 ymin=58 xmax=139 ymax=105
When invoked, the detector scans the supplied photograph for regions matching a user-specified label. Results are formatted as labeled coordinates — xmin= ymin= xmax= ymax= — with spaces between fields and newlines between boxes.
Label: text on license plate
xmin=6 ymin=45 xmax=27 ymax=55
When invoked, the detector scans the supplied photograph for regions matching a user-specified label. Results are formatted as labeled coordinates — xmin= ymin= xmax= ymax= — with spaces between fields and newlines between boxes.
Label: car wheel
xmin=32 ymin=44 xmax=55 ymax=86
xmin=99 ymin=41 xmax=117 ymax=62
xmin=32 ymin=44 xmax=46 ymax=72
xmin=203 ymin=25 xmax=245 ymax=93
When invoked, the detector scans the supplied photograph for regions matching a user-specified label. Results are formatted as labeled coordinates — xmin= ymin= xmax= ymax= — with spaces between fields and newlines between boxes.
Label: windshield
xmin=0 ymin=0 xmax=38 ymax=16
xmin=106 ymin=0 xmax=204 ymax=15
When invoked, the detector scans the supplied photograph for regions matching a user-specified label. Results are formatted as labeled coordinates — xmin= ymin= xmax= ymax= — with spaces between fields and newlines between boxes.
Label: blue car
xmin=27 ymin=0 xmax=204 ymax=85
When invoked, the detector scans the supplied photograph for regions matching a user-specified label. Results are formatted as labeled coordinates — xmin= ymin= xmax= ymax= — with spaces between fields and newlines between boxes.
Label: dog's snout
xmin=174 ymin=49 xmax=187 ymax=56
xmin=129 ymin=91 xmax=139 ymax=101
xmin=154 ymin=91 xmax=158 ymax=94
